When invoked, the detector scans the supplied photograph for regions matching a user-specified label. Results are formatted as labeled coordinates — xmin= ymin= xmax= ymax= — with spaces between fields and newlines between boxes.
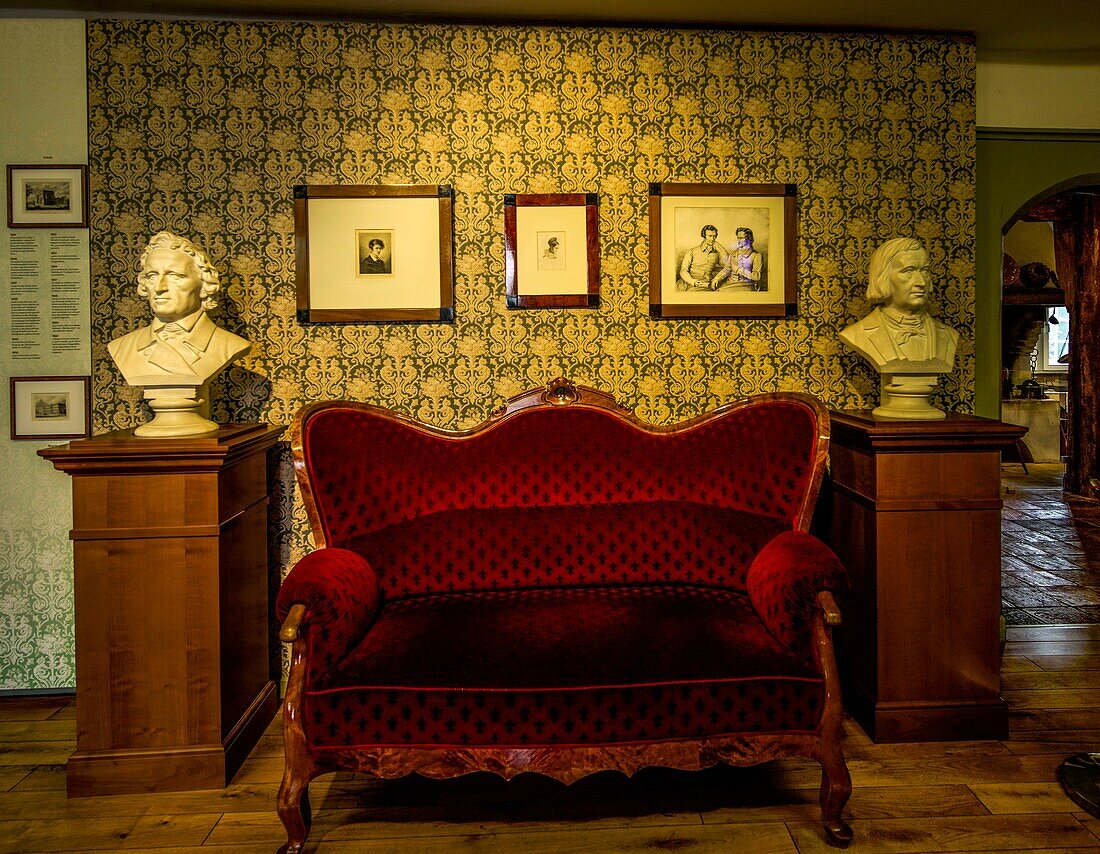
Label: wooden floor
xmin=4 ymin=469 xmax=1100 ymax=852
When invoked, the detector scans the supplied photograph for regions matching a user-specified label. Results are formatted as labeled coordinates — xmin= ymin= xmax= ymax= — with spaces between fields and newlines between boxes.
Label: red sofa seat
xmin=307 ymin=584 xmax=824 ymax=747
xmin=275 ymin=380 xmax=852 ymax=852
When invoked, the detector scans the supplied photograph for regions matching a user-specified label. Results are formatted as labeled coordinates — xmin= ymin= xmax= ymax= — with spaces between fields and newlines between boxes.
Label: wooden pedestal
xmin=40 ymin=423 xmax=286 ymax=796
xmin=826 ymin=411 xmax=1026 ymax=743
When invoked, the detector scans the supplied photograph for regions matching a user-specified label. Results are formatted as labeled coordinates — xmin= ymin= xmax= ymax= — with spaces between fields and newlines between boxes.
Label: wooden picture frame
xmin=6 ymin=164 xmax=89 ymax=229
xmin=649 ymin=183 xmax=797 ymax=318
xmin=294 ymin=184 xmax=455 ymax=323
xmin=9 ymin=375 xmax=91 ymax=440
xmin=504 ymin=193 xmax=600 ymax=309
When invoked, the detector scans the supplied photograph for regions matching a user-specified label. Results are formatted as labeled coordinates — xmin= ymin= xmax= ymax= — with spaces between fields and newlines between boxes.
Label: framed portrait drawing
xmin=504 ymin=193 xmax=599 ymax=309
xmin=6 ymin=164 xmax=89 ymax=228
xmin=294 ymin=184 xmax=454 ymax=322
xmin=9 ymin=375 xmax=90 ymax=440
xmin=649 ymin=183 xmax=797 ymax=318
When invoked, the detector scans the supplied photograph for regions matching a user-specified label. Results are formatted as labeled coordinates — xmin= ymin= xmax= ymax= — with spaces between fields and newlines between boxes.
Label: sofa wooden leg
xmin=819 ymin=746 xmax=853 ymax=848
xmin=278 ymin=631 xmax=314 ymax=853
xmin=277 ymin=769 xmax=311 ymax=854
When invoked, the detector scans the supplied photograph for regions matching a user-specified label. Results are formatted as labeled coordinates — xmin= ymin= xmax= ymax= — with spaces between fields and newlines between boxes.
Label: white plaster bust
xmin=108 ymin=231 xmax=251 ymax=437
xmin=840 ymin=238 xmax=961 ymax=420
xmin=108 ymin=231 xmax=251 ymax=388
xmin=839 ymin=237 xmax=959 ymax=373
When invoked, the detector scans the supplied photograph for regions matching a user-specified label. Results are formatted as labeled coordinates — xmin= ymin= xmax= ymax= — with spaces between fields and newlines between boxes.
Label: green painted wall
xmin=975 ymin=130 xmax=1100 ymax=417
xmin=0 ymin=19 xmax=89 ymax=690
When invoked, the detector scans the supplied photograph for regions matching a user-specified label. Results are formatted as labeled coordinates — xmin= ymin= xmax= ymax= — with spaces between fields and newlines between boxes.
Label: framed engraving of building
xmin=7 ymin=164 xmax=89 ymax=229
xmin=10 ymin=375 xmax=90 ymax=440
xmin=649 ymin=183 xmax=797 ymax=318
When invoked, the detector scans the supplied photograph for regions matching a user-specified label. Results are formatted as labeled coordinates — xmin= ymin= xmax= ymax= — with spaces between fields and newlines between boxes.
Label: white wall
xmin=0 ymin=18 xmax=88 ymax=691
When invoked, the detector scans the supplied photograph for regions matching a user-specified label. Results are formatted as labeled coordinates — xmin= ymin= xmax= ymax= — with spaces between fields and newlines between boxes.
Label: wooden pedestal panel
xmin=827 ymin=411 xmax=1026 ymax=743
xmin=40 ymin=424 xmax=285 ymax=796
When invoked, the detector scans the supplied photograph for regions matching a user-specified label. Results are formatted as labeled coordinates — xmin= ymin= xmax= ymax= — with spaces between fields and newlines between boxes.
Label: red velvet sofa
xmin=275 ymin=379 xmax=852 ymax=851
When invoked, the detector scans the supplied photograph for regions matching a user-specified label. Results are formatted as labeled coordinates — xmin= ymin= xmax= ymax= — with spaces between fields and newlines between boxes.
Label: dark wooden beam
xmin=1023 ymin=192 xmax=1076 ymax=223
xmin=1053 ymin=220 xmax=1078 ymax=302
xmin=1065 ymin=194 xmax=1100 ymax=498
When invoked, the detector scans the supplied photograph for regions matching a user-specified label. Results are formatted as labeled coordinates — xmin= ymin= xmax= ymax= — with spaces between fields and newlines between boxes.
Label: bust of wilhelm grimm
xmin=108 ymin=231 xmax=251 ymax=388
xmin=839 ymin=237 xmax=960 ymax=373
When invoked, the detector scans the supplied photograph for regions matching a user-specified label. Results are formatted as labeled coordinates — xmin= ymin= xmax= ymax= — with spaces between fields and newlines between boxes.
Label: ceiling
xmin=0 ymin=0 xmax=1097 ymax=57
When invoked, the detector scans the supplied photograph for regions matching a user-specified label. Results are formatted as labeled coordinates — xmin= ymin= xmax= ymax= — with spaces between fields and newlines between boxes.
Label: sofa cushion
xmin=347 ymin=503 xmax=789 ymax=599
xmin=304 ymin=585 xmax=824 ymax=747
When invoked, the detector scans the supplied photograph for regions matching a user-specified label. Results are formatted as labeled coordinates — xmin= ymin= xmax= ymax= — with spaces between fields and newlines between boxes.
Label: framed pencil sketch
xmin=504 ymin=193 xmax=599 ymax=309
xmin=294 ymin=184 xmax=454 ymax=322
xmin=6 ymin=164 xmax=89 ymax=228
xmin=9 ymin=375 xmax=90 ymax=440
xmin=649 ymin=183 xmax=797 ymax=318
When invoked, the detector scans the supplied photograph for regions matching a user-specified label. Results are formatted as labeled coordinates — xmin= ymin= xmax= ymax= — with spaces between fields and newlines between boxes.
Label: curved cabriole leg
xmin=812 ymin=591 xmax=853 ymax=848
xmin=819 ymin=742 xmax=853 ymax=848
xmin=277 ymin=769 xmax=311 ymax=854
xmin=277 ymin=627 xmax=313 ymax=854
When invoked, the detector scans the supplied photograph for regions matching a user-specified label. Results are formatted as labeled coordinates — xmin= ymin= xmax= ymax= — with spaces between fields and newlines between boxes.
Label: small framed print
xmin=294 ymin=184 xmax=454 ymax=323
xmin=6 ymin=164 xmax=89 ymax=228
xmin=504 ymin=193 xmax=599 ymax=309
xmin=9 ymin=376 xmax=90 ymax=441
xmin=649 ymin=183 xmax=797 ymax=318
xmin=355 ymin=229 xmax=394 ymax=277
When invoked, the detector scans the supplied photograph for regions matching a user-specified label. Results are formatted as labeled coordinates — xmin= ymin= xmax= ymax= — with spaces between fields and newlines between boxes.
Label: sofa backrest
xmin=293 ymin=382 xmax=829 ymax=575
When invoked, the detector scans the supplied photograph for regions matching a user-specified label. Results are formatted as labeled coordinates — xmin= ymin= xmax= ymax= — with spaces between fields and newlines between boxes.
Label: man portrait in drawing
xmin=359 ymin=237 xmax=390 ymax=275
xmin=537 ymin=230 xmax=566 ymax=271
xmin=678 ymin=225 xmax=730 ymax=291
xmin=728 ymin=227 xmax=764 ymax=291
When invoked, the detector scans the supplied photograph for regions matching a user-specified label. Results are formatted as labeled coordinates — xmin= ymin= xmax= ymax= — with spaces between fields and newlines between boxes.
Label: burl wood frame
xmin=504 ymin=193 xmax=600 ymax=309
xmin=278 ymin=380 xmax=852 ymax=852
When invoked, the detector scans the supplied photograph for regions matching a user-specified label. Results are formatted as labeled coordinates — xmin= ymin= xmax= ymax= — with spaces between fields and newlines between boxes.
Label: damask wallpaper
xmin=86 ymin=21 xmax=976 ymax=587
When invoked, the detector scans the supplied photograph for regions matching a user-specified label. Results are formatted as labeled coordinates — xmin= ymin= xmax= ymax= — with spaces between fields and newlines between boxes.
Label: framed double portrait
xmin=504 ymin=193 xmax=600 ymax=309
xmin=294 ymin=184 xmax=455 ymax=322
xmin=649 ymin=183 xmax=797 ymax=318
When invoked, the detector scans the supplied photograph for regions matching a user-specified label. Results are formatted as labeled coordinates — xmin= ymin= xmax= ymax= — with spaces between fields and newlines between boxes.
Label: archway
xmin=975 ymin=130 xmax=1100 ymax=420
xmin=1003 ymin=180 xmax=1099 ymax=498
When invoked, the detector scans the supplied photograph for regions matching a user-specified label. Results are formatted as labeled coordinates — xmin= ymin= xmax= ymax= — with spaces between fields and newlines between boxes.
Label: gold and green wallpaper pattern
xmin=87 ymin=20 xmax=976 ymax=571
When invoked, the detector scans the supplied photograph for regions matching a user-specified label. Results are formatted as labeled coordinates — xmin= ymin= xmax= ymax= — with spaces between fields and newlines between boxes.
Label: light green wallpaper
xmin=1 ymin=19 xmax=88 ymax=691
xmin=86 ymin=20 xmax=976 ymax=581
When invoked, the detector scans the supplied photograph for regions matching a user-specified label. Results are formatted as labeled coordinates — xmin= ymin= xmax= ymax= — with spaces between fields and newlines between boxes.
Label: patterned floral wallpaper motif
xmin=86 ymin=20 xmax=976 ymax=580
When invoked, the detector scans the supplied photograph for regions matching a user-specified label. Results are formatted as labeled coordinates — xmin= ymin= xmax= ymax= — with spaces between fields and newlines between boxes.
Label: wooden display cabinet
xmin=826 ymin=411 xmax=1026 ymax=743
xmin=40 ymin=423 xmax=285 ymax=796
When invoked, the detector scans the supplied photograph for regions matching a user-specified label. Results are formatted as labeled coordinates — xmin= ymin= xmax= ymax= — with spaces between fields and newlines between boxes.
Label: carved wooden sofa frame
xmin=276 ymin=380 xmax=853 ymax=851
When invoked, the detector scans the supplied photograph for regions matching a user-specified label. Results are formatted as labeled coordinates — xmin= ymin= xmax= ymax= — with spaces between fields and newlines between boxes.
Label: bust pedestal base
xmin=873 ymin=373 xmax=946 ymax=420
xmin=136 ymin=385 xmax=217 ymax=437
xmin=826 ymin=410 xmax=1026 ymax=742
xmin=40 ymin=423 xmax=286 ymax=796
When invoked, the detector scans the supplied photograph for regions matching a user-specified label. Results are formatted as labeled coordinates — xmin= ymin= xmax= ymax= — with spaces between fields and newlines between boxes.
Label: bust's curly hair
xmin=136 ymin=231 xmax=221 ymax=311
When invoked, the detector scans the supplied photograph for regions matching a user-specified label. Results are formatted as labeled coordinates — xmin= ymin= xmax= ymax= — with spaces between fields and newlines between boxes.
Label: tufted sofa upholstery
xmin=274 ymin=380 xmax=852 ymax=851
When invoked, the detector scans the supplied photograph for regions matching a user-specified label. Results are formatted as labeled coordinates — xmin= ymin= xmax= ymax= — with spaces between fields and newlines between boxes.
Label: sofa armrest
xmin=746 ymin=531 xmax=848 ymax=654
xmin=276 ymin=548 xmax=382 ymax=678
